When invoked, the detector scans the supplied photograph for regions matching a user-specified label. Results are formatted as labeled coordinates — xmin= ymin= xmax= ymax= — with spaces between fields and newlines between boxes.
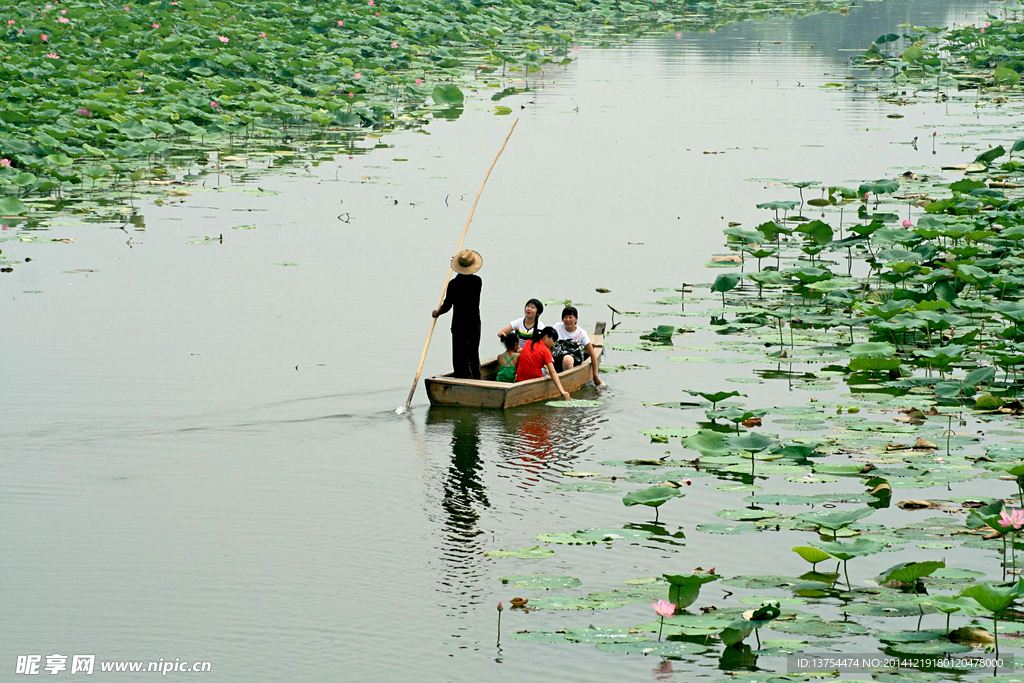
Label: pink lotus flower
xmin=572 ymin=46 xmax=579 ymax=51
xmin=135 ymin=87 xmax=144 ymax=93
xmin=17 ymin=28 xmax=23 ymax=34
xmin=497 ymin=602 xmax=503 ymax=611
xmin=415 ymin=78 xmax=422 ymax=85
xmin=981 ymin=28 xmax=986 ymax=34
xmin=218 ymin=35 xmax=229 ymax=43
xmin=76 ymin=107 xmax=91 ymax=116
xmin=932 ymin=131 xmax=937 ymax=136
xmin=902 ymin=220 xmax=912 ymax=228
xmin=7 ymin=19 xmax=14 ymax=25
xmin=1 ymin=225 xmax=8 ymax=231
xmin=61 ymin=9 xmax=66 ymax=14
xmin=348 ymin=92 xmax=354 ymax=98
xmin=653 ymin=599 xmax=675 ymax=618
xmin=338 ymin=19 xmax=344 ymax=26
xmin=368 ymin=0 xmax=374 ymax=5
xmin=999 ymin=508 xmax=1024 ymax=530
xmin=58 ymin=16 xmax=69 ymax=23
xmin=210 ymin=101 xmax=220 ymax=109
xmin=353 ymin=72 xmax=361 ymax=79
xmin=391 ymin=41 xmax=397 ymax=47
xmin=374 ymin=11 xmax=379 ymax=15
xmin=1 ymin=158 xmax=10 ymax=167
xmin=44 ymin=52 xmax=59 ymax=58
xmin=40 ymin=33 xmax=48 ymax=41
xmin=152 ymin=23 xmax=159 ymax=28
xmin=675 ymin=32 xmax=682 ymax=38
xmin=124 ymin=5 xmax=130 ymax=10
xmin=709 ymin=28 xmax=715 ymax=33
xmin=259 ymin=32 xmax=266 ymax=38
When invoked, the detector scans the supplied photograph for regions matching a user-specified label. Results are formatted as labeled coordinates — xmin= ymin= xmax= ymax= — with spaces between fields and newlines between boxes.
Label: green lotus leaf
xmin=622 ymin=485 xmax=684 ymax=509
xmin=500 ymin=575 xmax=582 ymax=590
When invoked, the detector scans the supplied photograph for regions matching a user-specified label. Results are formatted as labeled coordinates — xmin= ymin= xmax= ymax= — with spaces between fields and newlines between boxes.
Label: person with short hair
xmin=497 ymin=299 xmax=545 ymax=349
xmin=514 ymin=327 xmax=571 ymax=401
xmin=552 ymin=306 xmax=603 ymax=386
xmin=432 ymin=250 xmax=483 ymax=379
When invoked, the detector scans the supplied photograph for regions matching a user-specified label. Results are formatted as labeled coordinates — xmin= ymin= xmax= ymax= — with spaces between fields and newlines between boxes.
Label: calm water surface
xmin=2 ymin=0 xmax=1015 ymax=680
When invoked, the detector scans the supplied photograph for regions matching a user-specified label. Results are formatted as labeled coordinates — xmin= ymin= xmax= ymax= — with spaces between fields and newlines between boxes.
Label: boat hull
xmin=425 ymin=333 xmax=603 ymax=409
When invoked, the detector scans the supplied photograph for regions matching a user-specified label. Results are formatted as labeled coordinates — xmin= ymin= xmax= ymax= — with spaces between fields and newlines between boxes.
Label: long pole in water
xmin=398 ymin=118 xmax=519 ymax=414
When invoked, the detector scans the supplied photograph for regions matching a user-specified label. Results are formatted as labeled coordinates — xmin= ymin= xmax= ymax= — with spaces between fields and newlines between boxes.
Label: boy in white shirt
xmin=552 ymin=306 xmax=602 ymax=386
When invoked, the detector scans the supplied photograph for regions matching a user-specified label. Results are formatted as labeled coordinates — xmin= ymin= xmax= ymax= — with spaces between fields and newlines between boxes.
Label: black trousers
xmin=451 ymin=325 xmax=481 ymax=380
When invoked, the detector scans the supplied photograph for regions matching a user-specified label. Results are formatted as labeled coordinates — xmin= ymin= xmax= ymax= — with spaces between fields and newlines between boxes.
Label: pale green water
xmin=2 ymin=1 xmax=1015 ymax=680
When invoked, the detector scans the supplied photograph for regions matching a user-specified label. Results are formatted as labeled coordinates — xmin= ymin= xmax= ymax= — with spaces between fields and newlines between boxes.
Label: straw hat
xmin=451 ymin=249 xmax=483 ymax=275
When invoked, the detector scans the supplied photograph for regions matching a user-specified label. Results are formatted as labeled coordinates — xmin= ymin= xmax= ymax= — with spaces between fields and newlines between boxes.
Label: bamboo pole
xmin=398 ymin=118 xmax=519 ymax=413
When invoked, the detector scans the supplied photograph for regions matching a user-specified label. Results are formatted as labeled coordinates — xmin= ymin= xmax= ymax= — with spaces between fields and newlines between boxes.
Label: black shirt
xmin=438 ymin=273 xmax=482 ymax=331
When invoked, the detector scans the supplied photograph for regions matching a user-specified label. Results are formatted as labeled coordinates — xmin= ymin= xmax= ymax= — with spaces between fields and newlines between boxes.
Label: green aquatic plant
xmin=622 ymin=485 xmax=684 ymax=523
xmin=808 ymin=538 xmax=884 ymax=590
xmin=795 ymin=507 xmax=875 ymax=541
xmin=684 ymin=389 xmax=744 ymax=411
xmin=958 ymin=579 xmax=1024 ymax=657
xmin=663 ymin=572 xmax=719 ymax=613
xmin=720 ymin=601 xmax=781 ymax=649
xmin=791 ymin=546 xmax=831 ymax=571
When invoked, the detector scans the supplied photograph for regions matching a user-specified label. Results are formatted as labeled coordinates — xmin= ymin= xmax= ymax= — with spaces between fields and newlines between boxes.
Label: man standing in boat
xmin=432 ymin=250 xmax=483 ymax=380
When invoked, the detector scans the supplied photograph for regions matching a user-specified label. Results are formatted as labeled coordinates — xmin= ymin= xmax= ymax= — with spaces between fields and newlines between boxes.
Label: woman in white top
xmin=552 ymin=306 xmax=603 ymax=386
xmin=497 ymin=298 xmax=546 ymax=349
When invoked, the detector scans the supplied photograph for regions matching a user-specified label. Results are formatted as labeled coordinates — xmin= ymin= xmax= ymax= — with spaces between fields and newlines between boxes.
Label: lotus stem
xmin=994 ymin=615 xmax=999 ymax=658
xmin=658 ymin=615 xmax=664 ymax=642
xmin=755 ymin=629 xmax=761 ymax=649
xmin=946 ymin=612 xmax=950 ymax=636
xmin=916 ymin=603 xmax=924 ymax=631
xmin=1003 ymin=535 xmax=1008 ymax=581
xmin=843 ymin=560 xmax=851 ymax=591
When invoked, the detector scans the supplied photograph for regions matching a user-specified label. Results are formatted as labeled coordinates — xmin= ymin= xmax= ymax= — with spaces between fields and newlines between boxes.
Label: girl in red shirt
xmin=515 ymin=327 xmax=571 ymax=401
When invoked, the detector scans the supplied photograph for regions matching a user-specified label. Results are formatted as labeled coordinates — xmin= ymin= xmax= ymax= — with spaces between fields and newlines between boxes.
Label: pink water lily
xmin=653 ymin=599 xmax=675 ymax=618
xmin=58 ymin=16 xmax=69 ymax=23
xmin=374 ymin=11 xmax=379 ymax=15
xmin=210 ymin=101 xmax=220 ymax=109
xmin=40 ymin=33 xmax=48 ymax=41
xmin=123 ymin=5 xmax=130 ymax=10
xmin=151 ymin=23 xmax=159 ymax=28
xmin=259 ymin=32 xmax=266 ymax=38
xmin=76 ymin=107 xmax=91 ymax=116
xmin=1 ymin=158 xmax=10 ymax=167
xmin=353 ymin=72 xmax=362 ymax=79
xmin=999 ymin=508 xmax=1024 ymax=530
xmin=218 ymin=35 xmax=229 ymax=43
xmin=391 ymin=41 xmax=397 ymax=48
xmin=902 ymin=219 xmax=912 ymax=228
xmin=415 ymin=78 xmax=422 ymax=85
xmin=337 ymin=19 xmax=344 ymax=25
xmin=367 ymin=0 xmax=374 ymax=5
xmin=7 ymin=19 xmax=14 ymax=25
xmin=44 ymin=52 xmax=59 ymax=59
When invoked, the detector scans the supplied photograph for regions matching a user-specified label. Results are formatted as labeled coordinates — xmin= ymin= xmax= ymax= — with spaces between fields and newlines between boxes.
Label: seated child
xmin=495 ymin=332 xmax=519 ymax=383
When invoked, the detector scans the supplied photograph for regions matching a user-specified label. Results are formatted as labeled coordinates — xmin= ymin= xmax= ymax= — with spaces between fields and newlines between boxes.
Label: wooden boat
xmin=426 ymin=323 xmax=605 ymax=409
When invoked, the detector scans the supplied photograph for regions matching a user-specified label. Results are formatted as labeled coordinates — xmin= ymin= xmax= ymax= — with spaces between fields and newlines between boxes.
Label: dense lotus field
xmin=480 ymin=11 xmax=1024 ymax=681
xmin=0 ymin=0 xmax=859 ymax=205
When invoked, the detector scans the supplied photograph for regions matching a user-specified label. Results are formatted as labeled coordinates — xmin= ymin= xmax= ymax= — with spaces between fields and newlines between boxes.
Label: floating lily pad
xmin=509 ymin=630 xmax=569 ymax=642
xmin=716 ymin=509 xmax=780 ymax=521
xmin=888 ymin=640 xmax=972 ymax=655
xmin=551 ymin=482 xmax=621 ymax=493
xmin=484 ymin=546 xmax=555 ymax=559
xmin=561 ymin=626 xmax=650 ymax=643
xmin=595 ymin=640 xmax=705 ymax=655
xmin=500 ymin=575 xmax=582 ymax=590
xmin=695 ymin=523 xmax=748 ymax=535
xmin=528 ymin=597 xmax=624 ymax=610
